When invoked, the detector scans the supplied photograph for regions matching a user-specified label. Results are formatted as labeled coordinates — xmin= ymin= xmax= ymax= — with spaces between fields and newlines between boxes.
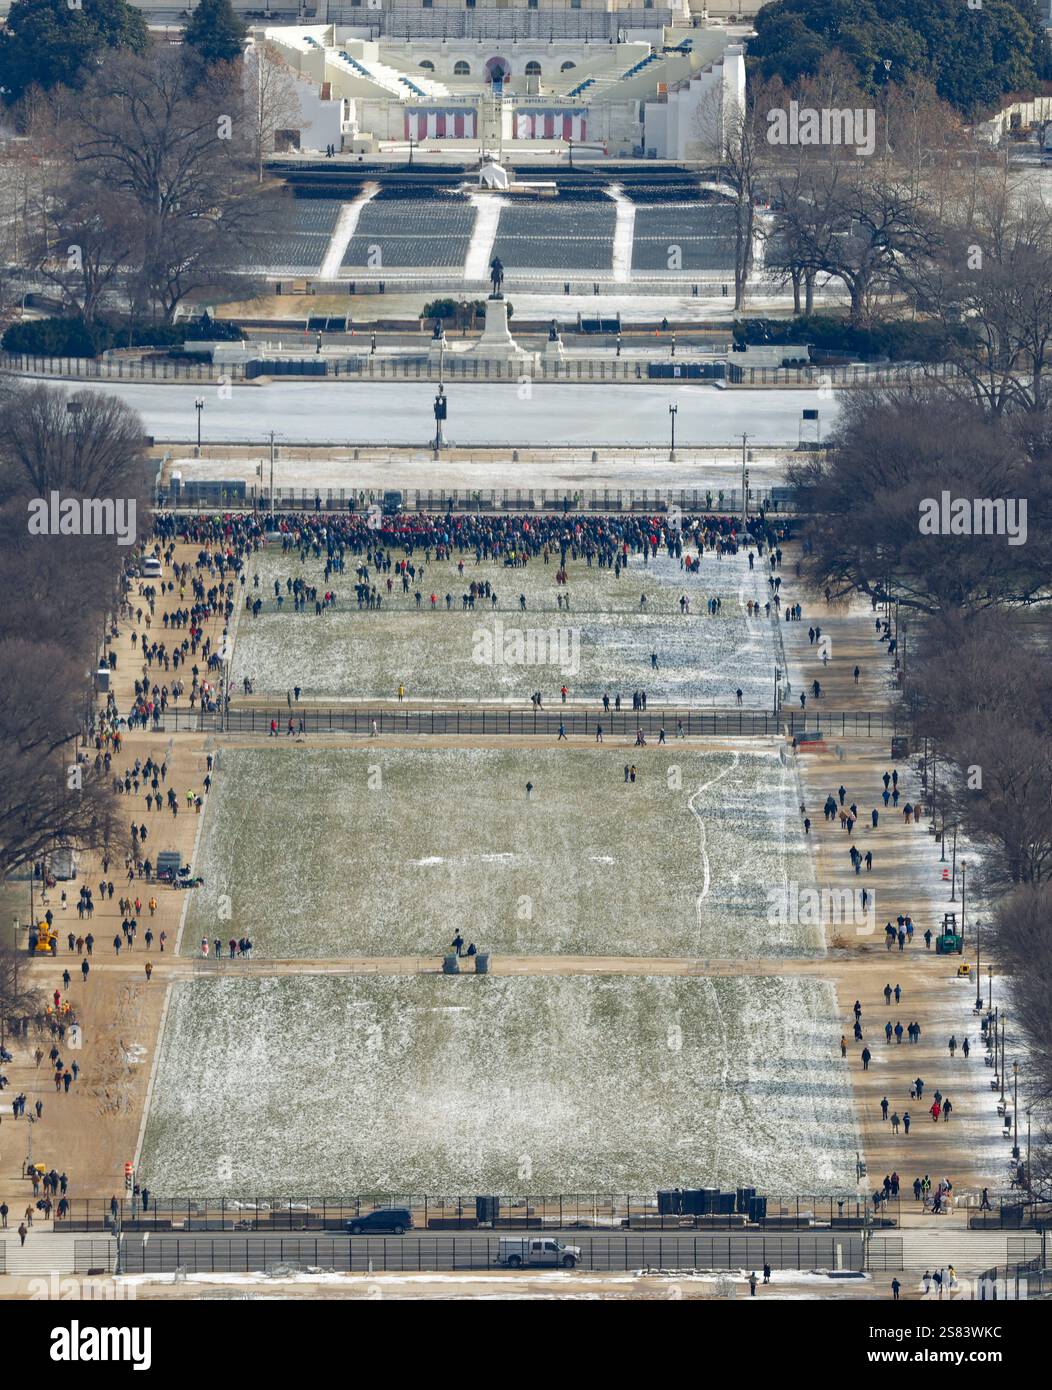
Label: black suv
xmin=346 ymin=1207 xmax=413 ymax=1235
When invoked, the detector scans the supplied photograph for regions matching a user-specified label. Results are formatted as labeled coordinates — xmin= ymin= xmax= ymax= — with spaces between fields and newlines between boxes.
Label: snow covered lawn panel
xmin=185 ymin=745 xmax=819 ymax=958
xmin=232 ymin=549 xmax=779 ymax=705
xmin=140 ymin=973 xmax=856 ymax=1195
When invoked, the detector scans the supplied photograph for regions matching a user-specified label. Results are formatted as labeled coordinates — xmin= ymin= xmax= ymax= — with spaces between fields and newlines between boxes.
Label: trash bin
xmin=475 ymin=953 xmax=490 ymax=974
xmin=442 ymin=953 xmax=460 ymax=974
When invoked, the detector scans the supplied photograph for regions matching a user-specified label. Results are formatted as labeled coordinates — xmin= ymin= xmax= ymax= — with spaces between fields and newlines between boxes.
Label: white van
xmin=141 ymin=555 xmax=163 ymax=578
xmin=497 ymin=1237 xmax=582 ymax=1269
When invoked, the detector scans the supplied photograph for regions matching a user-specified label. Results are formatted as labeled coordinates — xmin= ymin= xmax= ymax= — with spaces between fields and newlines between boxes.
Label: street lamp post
xmin=195 ymin=397 xmax=204 ymax=456
xmin=740 ymin=432 xmax=750 ymax=525
xmin=267 ymin=430 xmax=277 ymax=511
xmin=974 ymin=919 xmax=982 ymax=1010
xmin=960 ymin=860 xmax=968 ymax=939
xmin=950 ymin=824 xmax=958 ymax=898
xmin=433 ymin=385 xmax=447 ymax=453
xmin=668 ymin=402 xmax=677 ymax=461
xmin=1012 ymin=1061 xmax=1020 ymax=1160
xmin=999 ymin=1012 xmax=1007 ymax=1107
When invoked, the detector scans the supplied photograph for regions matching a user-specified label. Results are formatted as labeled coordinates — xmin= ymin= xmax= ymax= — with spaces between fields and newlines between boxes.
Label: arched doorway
xmin=485 ymin=56 xmax=510 ymax=86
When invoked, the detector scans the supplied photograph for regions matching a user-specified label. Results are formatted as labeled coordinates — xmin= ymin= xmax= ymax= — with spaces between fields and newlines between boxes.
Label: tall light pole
xmin=974 ymin=919 xmax=982 ymax=1010
xmin=1012 ymin=1061 xmax=1020 ymax=1160
xmin=195 ymin=397 xmax=204 ymax=457
xmin=740 ymin=432 xmax=750 ymax=524
xmin=999 ymin=1011 xmax=1007 ymax=1107
xmin=433 ymin=384 xmax=447 ymax=453
xmin=949 ymin=824 xmax=958 ymax=899
xmin=668 ymin=402 xmax=677 ymax=461
xmin=960 ymin=860 xmax=968 ymax=939
xmin=267 ymin=430 xmax=277 ymax=508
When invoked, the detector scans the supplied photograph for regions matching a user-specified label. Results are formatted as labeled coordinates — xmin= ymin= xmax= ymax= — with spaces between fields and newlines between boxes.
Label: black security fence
xmin=156 ymin=706 xmax=899 ymax=739
xmin=115 ymin=1232 xmax=865 ymax=1276
xmin=62 ymin=1193 xmax=898 ymax=1235
xmin=73 ymin=1241 xmax=118 ymax=1275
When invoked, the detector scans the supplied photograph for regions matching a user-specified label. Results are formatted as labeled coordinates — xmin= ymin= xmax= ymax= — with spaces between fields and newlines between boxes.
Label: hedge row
xmin=2 ymin=315 xmax=245 ymax=358
xmin=731 ymin=315 xmax=968 ymax=362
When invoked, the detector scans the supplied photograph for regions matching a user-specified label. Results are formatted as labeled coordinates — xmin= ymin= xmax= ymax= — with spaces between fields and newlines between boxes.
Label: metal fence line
xmin=0 ymin=351 xmax=959 ymax=390
xmin=163 ymin=486 xmax=797 ymax=512
xmin=59 ymin=1193 xmax=901 ymax=1234
xmin=146 ymin=707 xmax=899 ymax=738
xmin=113 ymin=1233 xmax=865 ymax=1275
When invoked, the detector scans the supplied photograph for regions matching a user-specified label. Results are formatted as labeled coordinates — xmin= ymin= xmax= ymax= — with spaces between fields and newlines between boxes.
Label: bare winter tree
xmin=0 ymin=382 xmax=144 ymax=883
xmin=790 ymin=389 xmax=1052 ymax=615
xmin=926 ymin=191 xmax=1052 ymax=416
xmin=72 ymin=44 xmax=259 ymax=321
xmin=244 ymin=40 xmax=306 ymax=183
xmin=0 ymin=943 xmax=45 ymax=1046
xmin=771 ymin=161 xmax=941 ymax=327
xmin=989 ymin=885 xmax=1052 ymax=1108
xmin=698 ymin=86 xmax=767 ymax=310
xmin=27 ymin=171 xmax=143 ymax=325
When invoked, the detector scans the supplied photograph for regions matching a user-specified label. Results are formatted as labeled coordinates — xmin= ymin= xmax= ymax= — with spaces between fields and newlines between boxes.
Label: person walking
xmin=749 ymin=1270 xmax=757 ymax=1296
xmin=18 ymin=1221 xmax=27 ymax=1247
xmin=903 ymin=1112 xmax=911 ymax=1135
xmin=891 ymin=1278 xmax=901 ymax=1300
xmin=861 ymin=1046 xmax=871 ymax=1071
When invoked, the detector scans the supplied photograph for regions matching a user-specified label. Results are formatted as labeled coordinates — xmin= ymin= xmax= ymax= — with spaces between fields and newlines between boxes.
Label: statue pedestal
xmin=428 ymin=334 xmax=448 ymax=364
xmin=542 ymin=332 xmax=565 ymax=360
xmin=471 ymin=294 xmax=532 ymax=365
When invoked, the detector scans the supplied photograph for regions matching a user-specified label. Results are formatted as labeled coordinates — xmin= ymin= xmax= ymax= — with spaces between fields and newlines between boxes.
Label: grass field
xmin=139 ymin=973 xmax=857 ymax=1195
xmin=231 ymin=548 xmax=779 ymax=705
xmin=183 ymin=744 xmax=819 ymax=959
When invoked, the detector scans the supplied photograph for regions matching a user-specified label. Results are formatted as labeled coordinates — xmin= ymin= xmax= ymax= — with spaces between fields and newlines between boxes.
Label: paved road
xmin=52 ymin=380 xmax=838 ymax=447
xmin=113 ymin=1231 xmax=865 ymax=1275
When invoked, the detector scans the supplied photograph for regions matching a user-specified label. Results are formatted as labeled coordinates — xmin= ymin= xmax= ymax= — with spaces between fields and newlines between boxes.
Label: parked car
xmin=497 ymin=1237 xmax=581 ymax=1269
xmin=346 ymin=1207 xmax=413 ymax=1235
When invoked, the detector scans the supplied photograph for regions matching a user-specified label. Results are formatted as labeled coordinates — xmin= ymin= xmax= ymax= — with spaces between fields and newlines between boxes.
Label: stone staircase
xmin=0 ymin=1229 xmax=115 ymax=1277
xmin=872 ymin=1229 xmax=1044 ymax=1272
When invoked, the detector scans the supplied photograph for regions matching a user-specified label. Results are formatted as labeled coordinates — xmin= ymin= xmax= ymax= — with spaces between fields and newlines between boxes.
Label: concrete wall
xmin=643 ymin=43 xmax=743 ymax=159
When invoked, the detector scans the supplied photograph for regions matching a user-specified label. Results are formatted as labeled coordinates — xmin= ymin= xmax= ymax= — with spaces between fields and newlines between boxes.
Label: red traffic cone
xmin=941 ymin=867 xmax=949 ymax=881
